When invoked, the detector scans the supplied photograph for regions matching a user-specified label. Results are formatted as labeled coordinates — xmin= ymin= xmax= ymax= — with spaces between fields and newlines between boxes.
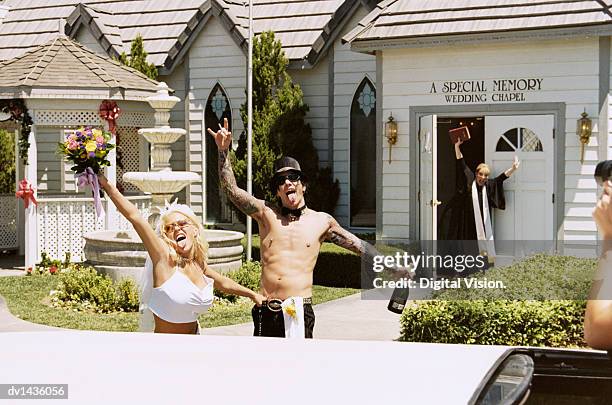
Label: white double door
xmin=419 ymin=114 xmax=554 ymax=244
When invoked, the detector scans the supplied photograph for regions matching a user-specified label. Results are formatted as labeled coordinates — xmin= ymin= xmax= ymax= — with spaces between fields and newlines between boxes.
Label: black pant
xmin=252 ymin=304 xmax=315 ymax=338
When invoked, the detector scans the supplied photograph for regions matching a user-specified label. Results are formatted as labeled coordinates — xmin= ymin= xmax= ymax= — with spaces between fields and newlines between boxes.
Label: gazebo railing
xmin=36 ymin=194 xmax=152 ymax=262
xmin=0 ymin=194 xmax=18 ymax=250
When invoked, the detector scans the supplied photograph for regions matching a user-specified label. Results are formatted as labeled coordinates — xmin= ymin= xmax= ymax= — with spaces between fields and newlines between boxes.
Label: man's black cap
xmin=270 ymin=156 xmax=308 ymax=191
xmin=273 ymin=156 xmax=303 ymax=175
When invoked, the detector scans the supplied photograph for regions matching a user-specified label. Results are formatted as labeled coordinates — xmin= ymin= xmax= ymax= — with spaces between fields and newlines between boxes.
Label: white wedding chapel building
xmin=343 ymin=0 xmax=612 ymax=256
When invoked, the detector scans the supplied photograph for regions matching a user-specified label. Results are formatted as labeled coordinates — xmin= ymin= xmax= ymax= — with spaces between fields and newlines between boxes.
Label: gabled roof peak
xmin=0 ymin=34 xmax=162 ymax=99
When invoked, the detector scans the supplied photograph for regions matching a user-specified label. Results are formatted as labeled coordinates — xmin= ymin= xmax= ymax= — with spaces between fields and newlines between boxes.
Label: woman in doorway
xmin=97 ymin=174 xmax=265 ymax=334
xmin=439 ymin=139 xmax=520 ymax=265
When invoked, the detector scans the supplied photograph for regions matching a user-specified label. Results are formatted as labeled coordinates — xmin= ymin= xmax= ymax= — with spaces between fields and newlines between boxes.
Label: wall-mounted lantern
xmin=385 ymin=114 xmax=398 ymax=164
xmin=577 ymin=111 xmax=592 ymax=163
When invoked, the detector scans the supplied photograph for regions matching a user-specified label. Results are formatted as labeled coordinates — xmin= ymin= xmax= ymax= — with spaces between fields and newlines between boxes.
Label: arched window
xmin=350 ymin=77 xmax=376 ymax=227
xmin=495 ymin=127 xmax=543 ymax=152
xmin=205 ymin=83 xmax=232 ymax=223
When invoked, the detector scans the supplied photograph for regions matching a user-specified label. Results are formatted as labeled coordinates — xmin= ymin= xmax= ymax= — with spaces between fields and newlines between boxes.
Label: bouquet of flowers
xmin=58 ymin=126 xmax=114 ymax=173
xmin=58 ymin=126 xmax=115 ymax=217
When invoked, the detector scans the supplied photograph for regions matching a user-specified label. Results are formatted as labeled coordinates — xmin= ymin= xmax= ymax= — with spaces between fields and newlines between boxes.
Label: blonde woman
xmin=98 ymin=174 xmax=264 ymax=334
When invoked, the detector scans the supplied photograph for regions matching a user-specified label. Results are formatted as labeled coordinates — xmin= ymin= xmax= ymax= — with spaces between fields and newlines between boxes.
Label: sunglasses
xmin=273 ymin=172 xmax=301 ymax=187
xmin=163 ymin=219 xmax=192 ymax=234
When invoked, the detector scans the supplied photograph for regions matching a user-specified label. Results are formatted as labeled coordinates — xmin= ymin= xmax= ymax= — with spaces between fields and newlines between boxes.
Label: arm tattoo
xmin=326 ymin=217 xmax=412 ymax=280
xmin=326 ymin=217 xmax=380 ymax=263
xmin=218 ymin=149 xmax=261 ymax=216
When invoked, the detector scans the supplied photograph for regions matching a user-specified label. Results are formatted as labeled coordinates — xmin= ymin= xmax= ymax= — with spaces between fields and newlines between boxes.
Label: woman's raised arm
xmin=98 ymin=174 xmax=168 ymax=265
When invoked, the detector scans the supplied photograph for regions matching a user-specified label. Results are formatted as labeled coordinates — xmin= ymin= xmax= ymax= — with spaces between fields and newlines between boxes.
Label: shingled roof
xmin=0 ymin=34 xmax=161 ymax=100
xmin=0 ymin=0 xmax=370 ymax=73
xmin=344 ymin=0 xmax=612 ymax=49
xmin=216 ymin=0 xmax=357 ymax=67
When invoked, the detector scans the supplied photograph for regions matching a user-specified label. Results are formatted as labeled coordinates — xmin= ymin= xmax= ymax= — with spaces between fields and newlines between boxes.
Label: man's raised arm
xmin=207 ymin=118 xmax=265 ymax=219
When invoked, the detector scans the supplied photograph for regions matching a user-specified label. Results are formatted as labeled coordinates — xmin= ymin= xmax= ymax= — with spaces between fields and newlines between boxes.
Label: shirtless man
xmin=208 ymin=119 xmax=389 ymax=338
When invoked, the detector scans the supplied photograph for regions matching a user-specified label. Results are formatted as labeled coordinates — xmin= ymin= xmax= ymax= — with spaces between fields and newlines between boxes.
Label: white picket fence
xmin=36 ymin=194 xmax=152 ymax=262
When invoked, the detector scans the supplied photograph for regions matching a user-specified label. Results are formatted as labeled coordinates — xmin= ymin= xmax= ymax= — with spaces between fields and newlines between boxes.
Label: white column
xmin=104 ymin=132 xmax=117 ymax=230
xmin=24 ymin=122 xmax=37 ymax=270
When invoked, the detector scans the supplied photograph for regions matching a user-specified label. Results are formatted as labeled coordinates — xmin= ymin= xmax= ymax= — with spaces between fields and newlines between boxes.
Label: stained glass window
xmin=350 ymin=78 xmax=376 ymax=227
xmin=205 ymin=83 xmax=232 ymax=223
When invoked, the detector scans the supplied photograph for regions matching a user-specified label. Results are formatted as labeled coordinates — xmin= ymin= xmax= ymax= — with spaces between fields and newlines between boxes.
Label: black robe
xmin=439 ymin=158 xmax=508 ymax=241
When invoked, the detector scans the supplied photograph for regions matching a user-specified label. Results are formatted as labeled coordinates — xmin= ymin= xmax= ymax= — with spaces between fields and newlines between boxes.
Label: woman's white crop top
xmin=148 ymin=267 xmax=214 ymax=323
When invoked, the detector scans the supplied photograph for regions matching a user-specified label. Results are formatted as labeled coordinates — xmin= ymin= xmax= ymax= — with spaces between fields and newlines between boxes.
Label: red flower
xmin=49 ymin=266 xmax=58 ymax=275
xmin=26 ymin=267 xmax=32 ymax=276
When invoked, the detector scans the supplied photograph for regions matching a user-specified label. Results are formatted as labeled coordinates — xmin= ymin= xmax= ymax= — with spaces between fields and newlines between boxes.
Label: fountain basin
xmin=122 ymin=171 xmax=200 ymax=194
xmin=83 ymin=229 xmax=244 ymax=287
xmin=139 ymin=127 xmax=186 ymax=144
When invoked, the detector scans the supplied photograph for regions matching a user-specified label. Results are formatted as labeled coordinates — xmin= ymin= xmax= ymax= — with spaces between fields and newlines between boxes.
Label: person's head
xmin=156 ymin=202 xmax=208 ymax=265
xmin=270 ymin=156 xmax=307 ymax=209
xmin=475 ymin=163 xmax=491 ymax=186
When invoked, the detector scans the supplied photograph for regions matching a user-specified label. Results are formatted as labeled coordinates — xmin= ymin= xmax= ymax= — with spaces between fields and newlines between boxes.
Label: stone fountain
xmin=83 ymin=83 xmax=243 ymax=285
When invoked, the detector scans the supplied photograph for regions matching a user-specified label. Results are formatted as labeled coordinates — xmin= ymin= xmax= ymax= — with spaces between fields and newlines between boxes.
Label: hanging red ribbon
xmin=15 ymin=179 xmax=37 ymax=209
xmin=99 ymin=100 xmax=121 ymax=134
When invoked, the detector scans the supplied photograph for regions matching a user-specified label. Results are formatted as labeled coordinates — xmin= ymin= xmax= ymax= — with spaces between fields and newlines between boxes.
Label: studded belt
xmin=262 ymin=297 xmax=313 ymax=312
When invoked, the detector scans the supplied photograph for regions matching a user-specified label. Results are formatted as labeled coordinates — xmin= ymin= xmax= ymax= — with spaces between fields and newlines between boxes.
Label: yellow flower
xmin=85 ymin=141 xmax=97 ymax=153
xmin=92 ymin=128 xmax=102 ymax=138
xmin=284 ymin=299 xmax=297 ymax=320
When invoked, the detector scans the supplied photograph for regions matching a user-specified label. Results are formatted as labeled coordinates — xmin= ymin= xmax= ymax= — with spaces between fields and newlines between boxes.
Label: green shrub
xmin=215 ymin=260 xmax=262 ymax=302
xmin=434 ymin=254 xmax=595 ymax=301
xmin=399 ymin=255 xmax=596 ymax=347
xmin=33 ymin=251 xmax=71 ymax=275
xmin=400 ymin=300 xmax=585 ymax=347
xmin=52 ymin=266 xmax=140 ymax=313
xmin=115 ymin=279 xmax=140 ymax=312
xmin=312 ymin=247 xmax=361 ymax=288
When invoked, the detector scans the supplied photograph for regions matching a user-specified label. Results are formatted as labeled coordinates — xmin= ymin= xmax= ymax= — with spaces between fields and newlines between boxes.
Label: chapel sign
xmin=429 ymin=78 xmax=543 ymax=103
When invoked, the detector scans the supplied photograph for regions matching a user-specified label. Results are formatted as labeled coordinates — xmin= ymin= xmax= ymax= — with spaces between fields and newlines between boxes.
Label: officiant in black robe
xmin=439 ymin=139 xmax=520 ymax=269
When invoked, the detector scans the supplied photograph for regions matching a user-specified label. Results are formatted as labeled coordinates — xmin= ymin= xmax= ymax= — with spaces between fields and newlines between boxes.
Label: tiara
xmin=153 ymin=199 xmax=197 ymax=235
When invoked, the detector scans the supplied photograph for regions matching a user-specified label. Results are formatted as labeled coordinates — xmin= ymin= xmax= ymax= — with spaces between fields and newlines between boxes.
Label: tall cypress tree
xmin=233 ymin=31 xmax=339 ymax=213
xmin=118 ymin=34 xmax=158 ymax=80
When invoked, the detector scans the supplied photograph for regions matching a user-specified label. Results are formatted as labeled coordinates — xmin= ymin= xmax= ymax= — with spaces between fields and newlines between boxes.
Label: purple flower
xmin=88 ymin=152 xmax=95 ymax=158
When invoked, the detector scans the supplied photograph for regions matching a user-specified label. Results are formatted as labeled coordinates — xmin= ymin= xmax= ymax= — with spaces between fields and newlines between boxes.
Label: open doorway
xmin=419 ymin=113 xmax=555 ymax=247
xmin=436 ymin=116 xmax=484 ymax=236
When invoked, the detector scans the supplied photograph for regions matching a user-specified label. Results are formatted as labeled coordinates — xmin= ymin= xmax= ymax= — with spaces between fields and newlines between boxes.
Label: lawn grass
xmin=0 ymin=275 xmax=137 ymax=331
xmin=0 ymin=275 xmax=358 ymax=331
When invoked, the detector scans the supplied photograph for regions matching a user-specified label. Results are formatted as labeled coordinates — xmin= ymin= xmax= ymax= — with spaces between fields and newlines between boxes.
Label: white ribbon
xmin=281 ymin=297 xmax=305 ymax=338
xmin=471 ymin=182 xmax=496 ymax=259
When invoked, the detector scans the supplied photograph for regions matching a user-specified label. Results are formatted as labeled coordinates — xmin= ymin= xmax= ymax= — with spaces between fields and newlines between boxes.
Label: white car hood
xmin=0 ymin=331 xmax=511 ymax=404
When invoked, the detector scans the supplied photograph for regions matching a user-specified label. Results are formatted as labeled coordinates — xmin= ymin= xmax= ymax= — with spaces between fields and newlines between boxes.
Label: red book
xmin=449 ymin=126 xmax=471 ymax=144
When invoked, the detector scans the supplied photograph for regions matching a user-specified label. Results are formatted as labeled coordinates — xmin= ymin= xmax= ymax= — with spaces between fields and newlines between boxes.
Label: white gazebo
xmin=0 ymin=35 xmax=164 ymax=269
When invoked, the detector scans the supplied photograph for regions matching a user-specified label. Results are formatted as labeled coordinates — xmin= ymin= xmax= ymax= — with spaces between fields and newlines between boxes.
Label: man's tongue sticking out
xmin=287 ymin=191 xmax=297 ymax=205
